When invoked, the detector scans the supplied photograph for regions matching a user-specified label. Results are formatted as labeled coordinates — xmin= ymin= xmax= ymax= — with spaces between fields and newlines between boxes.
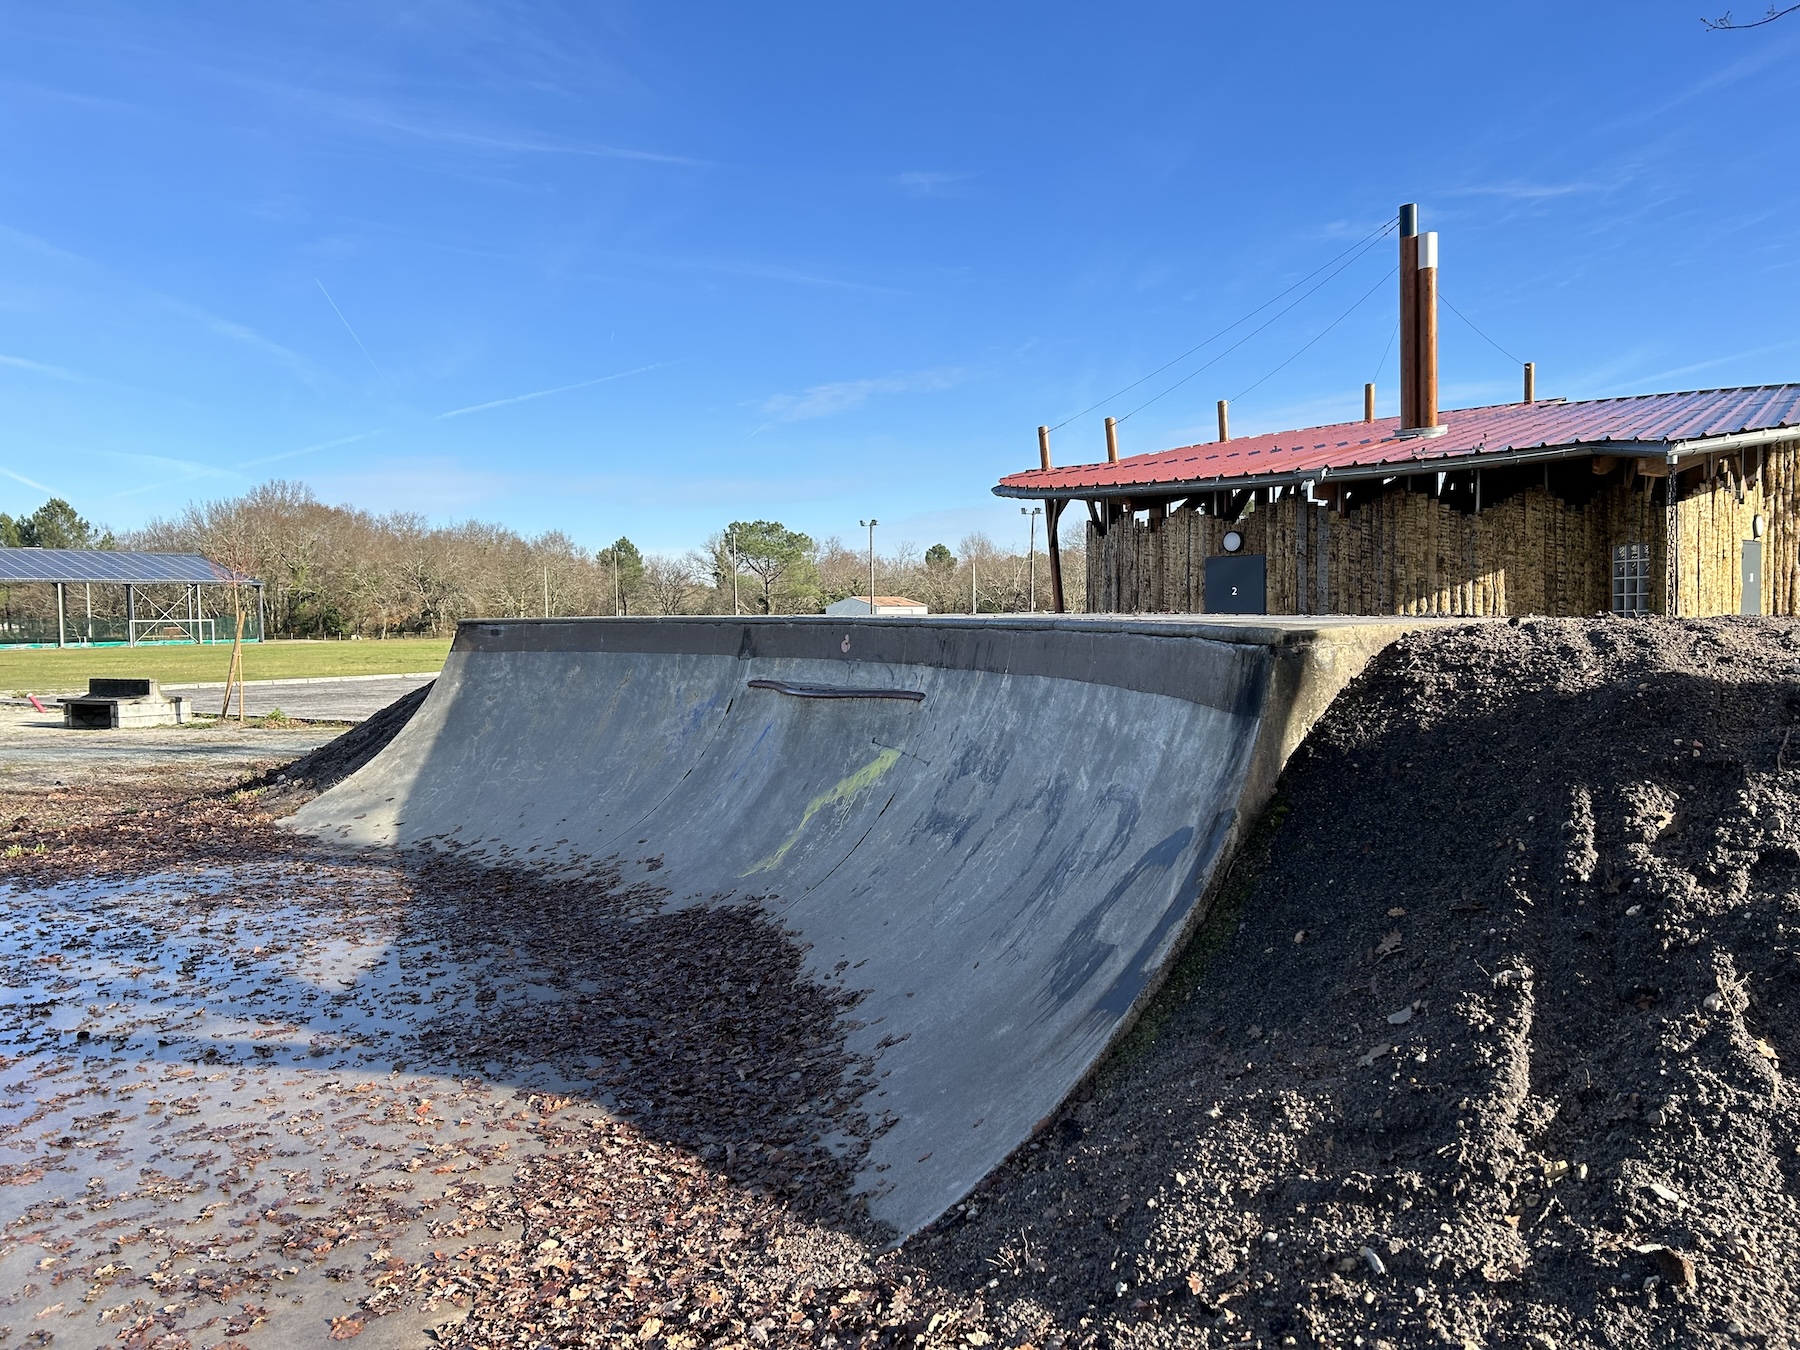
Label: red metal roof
xmin=994 ymin=384 xmax=1800 ymax=498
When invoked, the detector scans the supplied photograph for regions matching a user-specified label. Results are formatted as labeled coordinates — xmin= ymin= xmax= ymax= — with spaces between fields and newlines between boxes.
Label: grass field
xmin=0 ymin=637 xmax=451 ymax=693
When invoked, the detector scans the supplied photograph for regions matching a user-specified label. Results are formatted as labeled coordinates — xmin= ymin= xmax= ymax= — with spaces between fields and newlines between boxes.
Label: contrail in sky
xmin=315 ymin=278 xmax=387 ymax=383
xmin=0 ymin=465 xmax=61 ymax=496
xmin=237 ymin=428 xmax=386 ymax=470
xmin=436 ymin=362 xmax=667 ymax=420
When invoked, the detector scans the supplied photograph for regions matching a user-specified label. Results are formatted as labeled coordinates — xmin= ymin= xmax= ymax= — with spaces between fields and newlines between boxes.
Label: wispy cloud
xmin=436 ymin=362 xmax=668 ymax=420
xmin=0 ymin=222 xmax=324 ymax=388
xmin=237 ymin=429 xmax=387 ymax=470
xmin=897 ymin=171 xmax=972 ymax=197
xmin=1613 ymin=338 xmax=1800 ymax=393
xmin=1441 ymin=178 xmax=1624 ymax=202
xmin=251 ymin=78 xmax=712 ymax=168
xmin=756 ymin=367 xmax=965 ymax=424
xmin=0 ymin=465 xmax=61 ymax=497
xmin=0 ymin=353 xmax=82 ymax=380
xmin=311 ymin=456 xmax=516 ymax=515
xmin=164 ymin=300 xmax=322 ymax=385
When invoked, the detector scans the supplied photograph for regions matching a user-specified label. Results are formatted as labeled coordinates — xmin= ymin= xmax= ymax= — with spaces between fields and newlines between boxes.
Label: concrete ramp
xmin=287 ymin=615 xmax=1416 ymax=1237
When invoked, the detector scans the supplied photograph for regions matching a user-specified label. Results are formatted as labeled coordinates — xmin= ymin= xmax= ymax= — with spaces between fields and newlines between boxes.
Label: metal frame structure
xmin=0 ymin=548 xmax=263 ymax=649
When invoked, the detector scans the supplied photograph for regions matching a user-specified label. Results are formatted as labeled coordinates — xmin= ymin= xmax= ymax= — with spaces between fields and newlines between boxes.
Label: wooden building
xmin=994 ymin=207 xmax=1800 ymax=618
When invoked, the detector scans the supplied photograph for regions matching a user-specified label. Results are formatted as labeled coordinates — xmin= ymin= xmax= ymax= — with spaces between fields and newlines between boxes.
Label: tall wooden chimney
xmin=1399 ymin=203 xmax=1418 ymax=428
xmin=1417 ymin=230 xmax=1439 ymax=428
xmin=1397 ymin=203 xmax=1445 ymax=439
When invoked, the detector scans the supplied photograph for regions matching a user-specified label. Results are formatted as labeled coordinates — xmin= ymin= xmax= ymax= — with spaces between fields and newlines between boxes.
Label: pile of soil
xmin=264 ymin=677 xmax=433 ymax=791
xmin=922 ymin=616 xmax=1800 ymax=1348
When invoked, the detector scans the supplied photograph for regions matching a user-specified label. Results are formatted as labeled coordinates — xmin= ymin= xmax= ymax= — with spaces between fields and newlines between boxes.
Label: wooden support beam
xmin=1037 ymin=425 xmax=1052 ymax=471
xmin=1105 ymin=416 xmax=1119 ymax=464
xmin=1590 ymin=455 xmax=1618 ymax=475
xmin=1045 ymin=499 xmax=1067 ymax=613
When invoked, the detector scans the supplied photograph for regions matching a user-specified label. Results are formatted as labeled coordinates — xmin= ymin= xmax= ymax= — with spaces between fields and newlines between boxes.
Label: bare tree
xmin=639 ymin=555 xmax=696 ymax=615
xmin=1703 ymin=3 xmax=1799 ymax=26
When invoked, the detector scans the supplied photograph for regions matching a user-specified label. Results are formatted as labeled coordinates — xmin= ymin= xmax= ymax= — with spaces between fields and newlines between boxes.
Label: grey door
xmin=1204 ymin=554 xmax=1267 ymax=614
xmin=1743 ymin=540 xmax=1763 ymax=616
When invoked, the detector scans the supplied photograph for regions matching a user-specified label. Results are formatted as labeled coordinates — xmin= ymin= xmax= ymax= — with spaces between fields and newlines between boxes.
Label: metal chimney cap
xmin=1399 ymin=203 xmax=1418 ymax=237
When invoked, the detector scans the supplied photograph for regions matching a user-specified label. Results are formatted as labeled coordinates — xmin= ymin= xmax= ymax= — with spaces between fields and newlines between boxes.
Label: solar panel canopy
xmin=0 ymin=548 xmax=256 ymax=585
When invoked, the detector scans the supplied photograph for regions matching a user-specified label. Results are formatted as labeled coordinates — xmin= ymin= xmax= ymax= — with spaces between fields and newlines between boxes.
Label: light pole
xmin=726 ymin=528 xmax=740 ymax=616
xmin=859 ymin=518 xmax=878 ymax=613
xmin=1021 ymin=505 xmax=1041 ymax=612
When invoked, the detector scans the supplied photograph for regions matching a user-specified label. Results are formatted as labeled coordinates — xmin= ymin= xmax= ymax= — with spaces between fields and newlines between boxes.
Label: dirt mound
xmin=921 ymin=617 xmax=1800 ymax=1348
xmin=266 ymin=679 xmax=433 ymax=792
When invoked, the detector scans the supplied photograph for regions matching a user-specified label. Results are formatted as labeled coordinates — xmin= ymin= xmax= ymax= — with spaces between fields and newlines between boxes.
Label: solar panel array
xmin=0 ymin=548 xmax=256 ymax=585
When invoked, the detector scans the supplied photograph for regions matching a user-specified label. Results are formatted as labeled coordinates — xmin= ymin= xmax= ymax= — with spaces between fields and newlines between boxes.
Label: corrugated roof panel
xmin=995 ymin=384 xmax=1800 ymax=495
xmin=0 ymin=549 xmax=255 ymax=585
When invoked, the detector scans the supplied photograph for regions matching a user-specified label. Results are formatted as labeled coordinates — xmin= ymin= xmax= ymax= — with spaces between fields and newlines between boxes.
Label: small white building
xmin=825 ymin=595 xmax=928 ymax=617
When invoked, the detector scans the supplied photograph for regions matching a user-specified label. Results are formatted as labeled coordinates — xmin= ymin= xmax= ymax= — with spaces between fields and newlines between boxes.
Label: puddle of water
xmin=0 ymin=864 xmax=595 ymax=1345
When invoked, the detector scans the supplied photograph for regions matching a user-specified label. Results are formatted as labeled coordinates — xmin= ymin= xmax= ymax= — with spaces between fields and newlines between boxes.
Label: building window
xmin=1612 ymin=543 xmax=1650 ymax=616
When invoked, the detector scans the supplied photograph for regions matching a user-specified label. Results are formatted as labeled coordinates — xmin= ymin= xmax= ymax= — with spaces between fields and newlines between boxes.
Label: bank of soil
xmin=923 ymin=616 xmax=1800 ymax=1349
xmin=3 ymin=618 xmax=1797 ymax=1349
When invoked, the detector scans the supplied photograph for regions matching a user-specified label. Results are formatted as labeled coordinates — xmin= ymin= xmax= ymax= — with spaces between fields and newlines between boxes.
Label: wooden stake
xmin=1105 ymin=416 xmax=1119 ymax=464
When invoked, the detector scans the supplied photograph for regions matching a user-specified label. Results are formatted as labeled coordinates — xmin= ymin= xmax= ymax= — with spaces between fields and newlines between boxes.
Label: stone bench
xmin=59 ymin=678 xmax=192 ymax=729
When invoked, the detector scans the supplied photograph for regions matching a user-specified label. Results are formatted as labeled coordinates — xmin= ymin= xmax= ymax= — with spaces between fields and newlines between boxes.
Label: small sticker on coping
xmin=841 ymin=634 xmax=851 ymax=653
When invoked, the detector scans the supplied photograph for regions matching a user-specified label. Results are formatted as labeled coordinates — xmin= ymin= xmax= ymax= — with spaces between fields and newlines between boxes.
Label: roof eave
xmin=989 ymin=432 xmax=1800 ymax=501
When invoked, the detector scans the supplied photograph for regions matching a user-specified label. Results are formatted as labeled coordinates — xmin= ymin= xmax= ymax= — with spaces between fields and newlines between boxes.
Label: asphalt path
xmin=166 ymin=673 xmax=435 ymax=722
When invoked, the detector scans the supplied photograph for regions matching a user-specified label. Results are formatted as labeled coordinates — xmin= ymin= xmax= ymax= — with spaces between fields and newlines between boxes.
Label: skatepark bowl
xmin=288 ymin=613 xmax=1425 ymax=1239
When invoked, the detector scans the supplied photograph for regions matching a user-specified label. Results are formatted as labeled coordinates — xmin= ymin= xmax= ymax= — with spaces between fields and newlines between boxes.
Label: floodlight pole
xmin=1021 ymin=506 xmax=1042 ymax=612
xmin=860 ymin=519 xmax=878 ymax=614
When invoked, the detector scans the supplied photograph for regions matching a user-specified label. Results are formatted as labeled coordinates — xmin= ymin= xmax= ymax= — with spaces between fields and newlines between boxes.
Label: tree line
xmin=0 ymin=484 xmax=1084 ymax=637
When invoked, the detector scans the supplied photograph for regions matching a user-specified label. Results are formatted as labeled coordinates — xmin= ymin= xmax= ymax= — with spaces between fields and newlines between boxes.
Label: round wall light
xmin=1753 ymin=513 xmax=1766 ymax=539
xmin=1222 ymin=530 xmax=1244 ymax=553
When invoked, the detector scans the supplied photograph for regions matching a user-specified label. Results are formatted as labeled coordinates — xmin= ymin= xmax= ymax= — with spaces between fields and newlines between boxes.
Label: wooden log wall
xmin=1087 ymin=471 xmax=1682 ymax=616
xmin=1671 ymin=440 xmax=1800 ymax=616
xmin=1764 ymin=442 xmax=1800 ymax=616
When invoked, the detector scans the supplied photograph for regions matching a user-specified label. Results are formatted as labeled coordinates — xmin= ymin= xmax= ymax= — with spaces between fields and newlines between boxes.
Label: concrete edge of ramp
xmin=286 ymin=614 xmax=1439 ymax=1238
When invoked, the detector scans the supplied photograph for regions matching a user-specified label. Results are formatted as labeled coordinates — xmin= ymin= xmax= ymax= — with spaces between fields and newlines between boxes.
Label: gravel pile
xmin=922 ymin=616 xmax=1800 ymax=1348
xmin=6 ymin=618 xmax=1798 ymax=1349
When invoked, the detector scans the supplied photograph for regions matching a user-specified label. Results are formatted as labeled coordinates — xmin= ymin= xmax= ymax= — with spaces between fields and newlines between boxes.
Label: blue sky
xmin=2 ymin=2 xmax=1798 ymax=555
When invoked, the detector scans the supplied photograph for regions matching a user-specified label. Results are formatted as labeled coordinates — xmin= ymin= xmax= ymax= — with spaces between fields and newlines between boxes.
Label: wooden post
xmin=1417 ymin=231 xmax=1439 ymax=428
xmin=1046 ymin=499 xmax=1067 ymax=613
xmin=1523 ymin=362 xmax=1535 ymax=404
xmin=1364 ymin=382 xmax=1376 ymax=422
xmin=1399 ymin=203 xmax=1419 ymax=428
xmin=55 ymin=582 xmax=66 ymax=649
xmin=1037 ymin=425 xmax=1052 ymax=471
xmin=1105 ymin=416 xmax=1119 ymax=464
xmin=1216 ymin=399 xmax=1230 ymax=442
